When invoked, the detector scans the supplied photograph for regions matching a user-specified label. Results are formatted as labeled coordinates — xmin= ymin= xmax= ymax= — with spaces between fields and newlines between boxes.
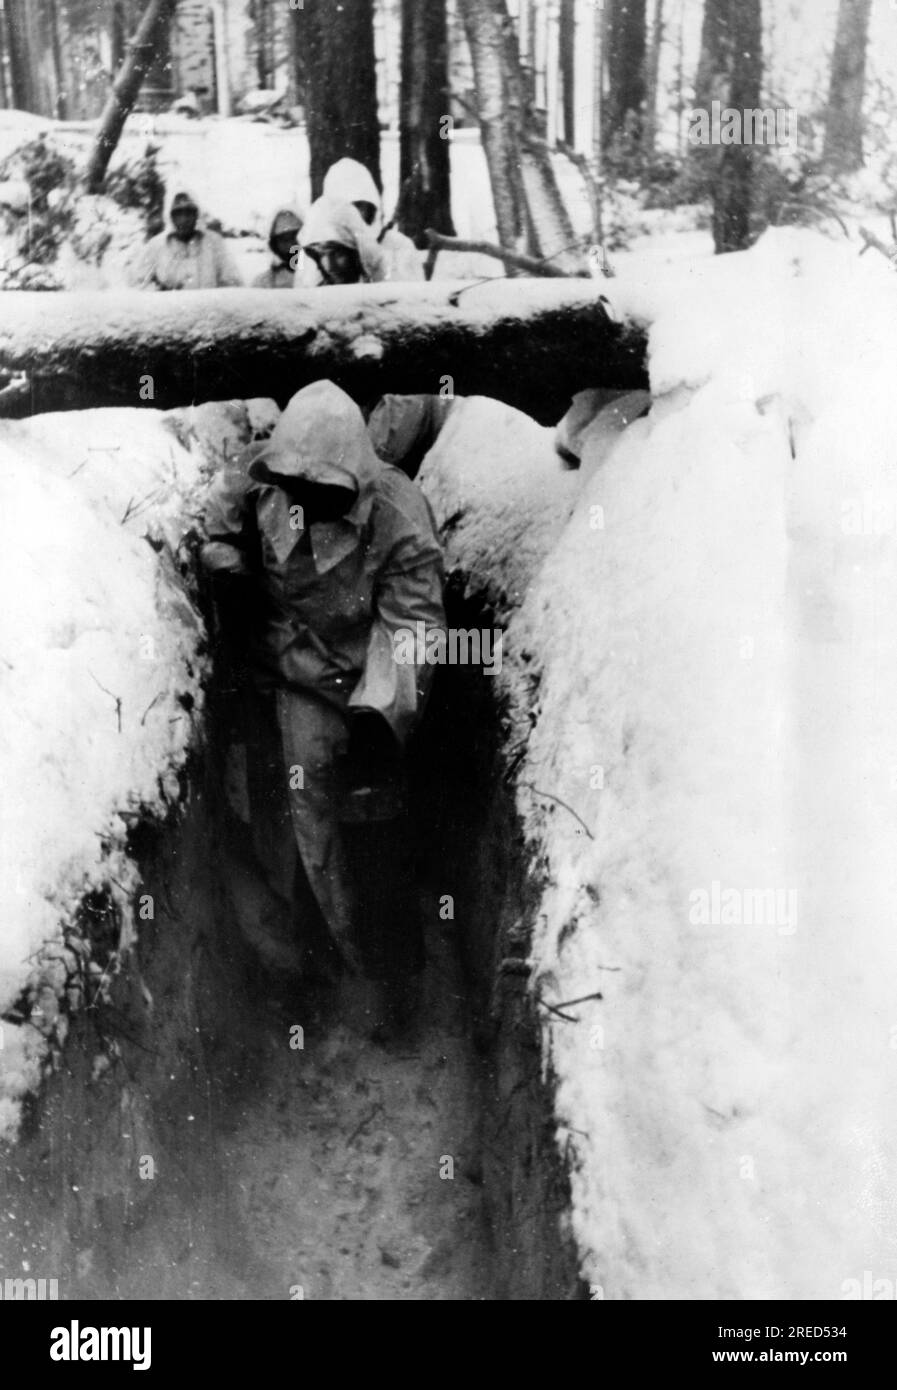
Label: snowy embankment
xmin=422 ymin=228 xmax=897 ymax=1299
xmin=0 ymin=399 xmax=275 ymax=1141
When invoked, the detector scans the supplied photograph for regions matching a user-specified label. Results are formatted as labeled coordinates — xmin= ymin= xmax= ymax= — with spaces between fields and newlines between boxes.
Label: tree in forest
xmin=395 ymin=0 xmax=455 ymax=246
xmin=695 ymin=0 xmax=763 ymax=254
xmin=823 ymin=0 xmax=873 ymax=175
xmin=84 ymin=0 xmax=178 ymax=193
xmin=603 ymin=0 xmax=647 ymax=154
xmin=457 ymin=0 xmax=583 ymax=272
xmin=292 ymin=0 xmax=381 ymax=202
xmin=3 ymin=0 xmax=37 ymax=113
xmin=642 ymin=0 xmax=665 ymax=158
xmin=559 ymin=0 xmax=576 ymax=148
xmin=456 ymin=0 xmax=532 ymax=255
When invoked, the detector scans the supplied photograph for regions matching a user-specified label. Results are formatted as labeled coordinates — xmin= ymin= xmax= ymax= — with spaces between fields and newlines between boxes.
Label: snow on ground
xmin=0 ymin=401 xmax=277 ymax=1141
xmin=0 ymin=110 xmax=598 ymax=288
xmin=488 ymin=228 xmax=897 ymax=1298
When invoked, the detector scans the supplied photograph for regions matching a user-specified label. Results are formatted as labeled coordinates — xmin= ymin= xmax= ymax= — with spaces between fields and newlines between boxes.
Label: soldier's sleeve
xmin=348 ymin=502 xmax=446 ymax=745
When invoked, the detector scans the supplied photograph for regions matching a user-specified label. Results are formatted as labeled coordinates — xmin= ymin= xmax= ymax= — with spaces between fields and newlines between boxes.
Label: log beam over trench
xmin=0 ymin=282 xmax=648 ymax=422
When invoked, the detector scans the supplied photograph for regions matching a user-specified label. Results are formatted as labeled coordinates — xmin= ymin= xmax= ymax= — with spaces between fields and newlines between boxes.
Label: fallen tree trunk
xmin=0 ymin=282 xmax=647 ymax=423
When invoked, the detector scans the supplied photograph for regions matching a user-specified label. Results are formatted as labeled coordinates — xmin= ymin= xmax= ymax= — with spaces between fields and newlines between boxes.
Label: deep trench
xmin=0 ymin=493 xmax=586 ymax=1305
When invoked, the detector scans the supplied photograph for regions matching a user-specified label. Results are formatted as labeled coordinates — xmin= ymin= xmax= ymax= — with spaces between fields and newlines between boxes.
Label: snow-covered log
xmin=0 ymin=282 xmax=647 ymax=421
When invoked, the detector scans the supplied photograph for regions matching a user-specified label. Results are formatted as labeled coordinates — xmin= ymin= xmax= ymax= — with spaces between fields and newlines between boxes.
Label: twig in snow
xmin=140 ymin=692 xmax=163 ymax=726
xmin=120 ymin=487 xmax=161 ymax=525
xmin=519 ymin=781 xmax=594 ymax=839
xmin=859 ymin=224 xmax=897 ymax=267
xmin=89 ymin=671 xmax=122 ymax=733
xmin=535 ymin=996 xmax=579 ymax=1023
xmin=425 ymin=228 xmax=584 ymax=281
xmin=551 ymin=990 xmax=605 ymax=1010
xmin=346 ymin=1101 xmax=385 ymax=1147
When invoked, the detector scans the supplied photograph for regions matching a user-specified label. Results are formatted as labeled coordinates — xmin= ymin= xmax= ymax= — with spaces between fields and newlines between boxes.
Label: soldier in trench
xmin=201 ymin=380 xmax=445 ymax=1031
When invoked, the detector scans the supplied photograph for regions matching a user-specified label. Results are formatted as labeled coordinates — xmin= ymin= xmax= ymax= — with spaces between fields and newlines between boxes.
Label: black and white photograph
xmin=0 ymin=0 xmax=894 ymax=1335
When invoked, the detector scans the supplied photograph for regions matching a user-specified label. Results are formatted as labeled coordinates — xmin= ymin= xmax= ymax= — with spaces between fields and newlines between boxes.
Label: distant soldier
xmin=323 ymin=157 xmax=424 ymax=283
xmin=253 ymin=208 xmax=303 ymax=289
xmin=134 ymin=189 xmax=242 ymax=291
xmin=297 ymin=197 xmax=388 ymax=287
xmin=367 ymin=394 xmax=458 ymax=480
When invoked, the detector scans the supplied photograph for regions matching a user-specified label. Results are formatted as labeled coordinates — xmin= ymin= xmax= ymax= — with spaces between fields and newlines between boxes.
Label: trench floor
xmin=193 ymin=858 xmax=495 ymax=1302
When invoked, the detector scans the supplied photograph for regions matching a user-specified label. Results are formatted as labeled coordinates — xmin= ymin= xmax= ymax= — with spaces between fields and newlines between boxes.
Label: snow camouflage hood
xmin=322 ymin=158 xmax=382 ymax=225
xmin=160 ymin=187 xmax=209 ymax=239
xmin=248 ymin=380 xmax=381 ymax=498
xmin=299 ymin=196 xmax=384 ymax=280
xmin=163 ymin=184 xmax=205 ymax=231
xmin=300 ymin=196 xmax=368 ymax=251
xmin=268 ymin=207 xmax=303 ymax=251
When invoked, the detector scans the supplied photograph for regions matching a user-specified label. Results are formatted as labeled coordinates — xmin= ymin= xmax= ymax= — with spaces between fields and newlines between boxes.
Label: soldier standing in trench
xmin=201 ymin=380 xmax=445 ymax=1035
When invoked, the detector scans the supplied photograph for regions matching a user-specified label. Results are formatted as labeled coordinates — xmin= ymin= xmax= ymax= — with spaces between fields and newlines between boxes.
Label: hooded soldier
xmin=297 ymin=195 xmax=388 ymax=286
xmin=367 ymin=393 xmax=459 ymax=480
xmin=201 ymin=381 xmax=445 ymax=984
xmin=134 ymin=187 xmax=242 ymax=290
xmin=253 ymin=208 xmax=303 ymax=289
xmin=323 ymin=157 xmax=424 ymax=282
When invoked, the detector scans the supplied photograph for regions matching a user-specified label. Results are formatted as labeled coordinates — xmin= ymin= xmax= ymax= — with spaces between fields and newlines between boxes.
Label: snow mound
xmin=419 ymin=397 xmax=583 ymax=620
xmin=0 ymin=405 xmax=223 ymax=1141
xmin=495 ymin=229 xmax=897 ymax=1297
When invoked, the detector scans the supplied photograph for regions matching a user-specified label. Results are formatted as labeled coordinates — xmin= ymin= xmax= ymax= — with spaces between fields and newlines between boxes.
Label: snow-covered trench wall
xmin=3 ymin=229 xmax=895 ymax=1300
xmin=0 ymin=398 xmax=278 ymax=1295
xmin=419 ymin=230 xmax=897 ymax=1300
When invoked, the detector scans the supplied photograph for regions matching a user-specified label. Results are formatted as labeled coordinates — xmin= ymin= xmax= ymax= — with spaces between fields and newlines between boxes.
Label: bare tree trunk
xmin=395 ymin=0 xmax=455 ymax=245
xmin=643 ymin=0 xmax=664 ymax=156
xmin=823 ymin=0 xmax=873 ymax=175
xmin=47 ymin=0 xmax=68 ymax=121
xmin=84 ymin=0 xmax=178 ymax=193
xmin=292 ymin=0 xmax=381 ymax=201
xmin=521 ymin=136 xmax=583 ymax=271
xmin=0 ymin=15 xmax=8 ymax=108
xmin=675 ymin=0 xmax=685 ymax=155
xmin=696 ymin=0 xmax=763 ymax=254
xmin=603 ymin=0 xmax=647 ymax=152
xmin=560 ymin=0 xmax=576 ymax=147
xmin=4 ymin=0 xmax=36 ymax=112
xmin=457 ymin=0 xmax=533 ymax=256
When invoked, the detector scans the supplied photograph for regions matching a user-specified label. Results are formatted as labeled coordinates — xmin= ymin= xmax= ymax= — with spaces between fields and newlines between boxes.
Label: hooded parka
xmin=322 ymin=158 xmax=424 ymax=282
xmin=253 ymin=207 xmax=303 ymax=289
xmin=134 ymin=187 xmax=242 ymax=290
xmin=201 ymin=381 xmax=445 ymax=969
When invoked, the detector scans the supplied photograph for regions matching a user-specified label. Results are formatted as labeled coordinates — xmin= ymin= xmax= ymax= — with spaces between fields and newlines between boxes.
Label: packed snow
xmin=505 ymin=230 xmax=897 ymax=1298
xmin=0 ymin=401 xmax=279 ymax=1141
xmin=420 ymin=397 xmax=582 ymax=620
